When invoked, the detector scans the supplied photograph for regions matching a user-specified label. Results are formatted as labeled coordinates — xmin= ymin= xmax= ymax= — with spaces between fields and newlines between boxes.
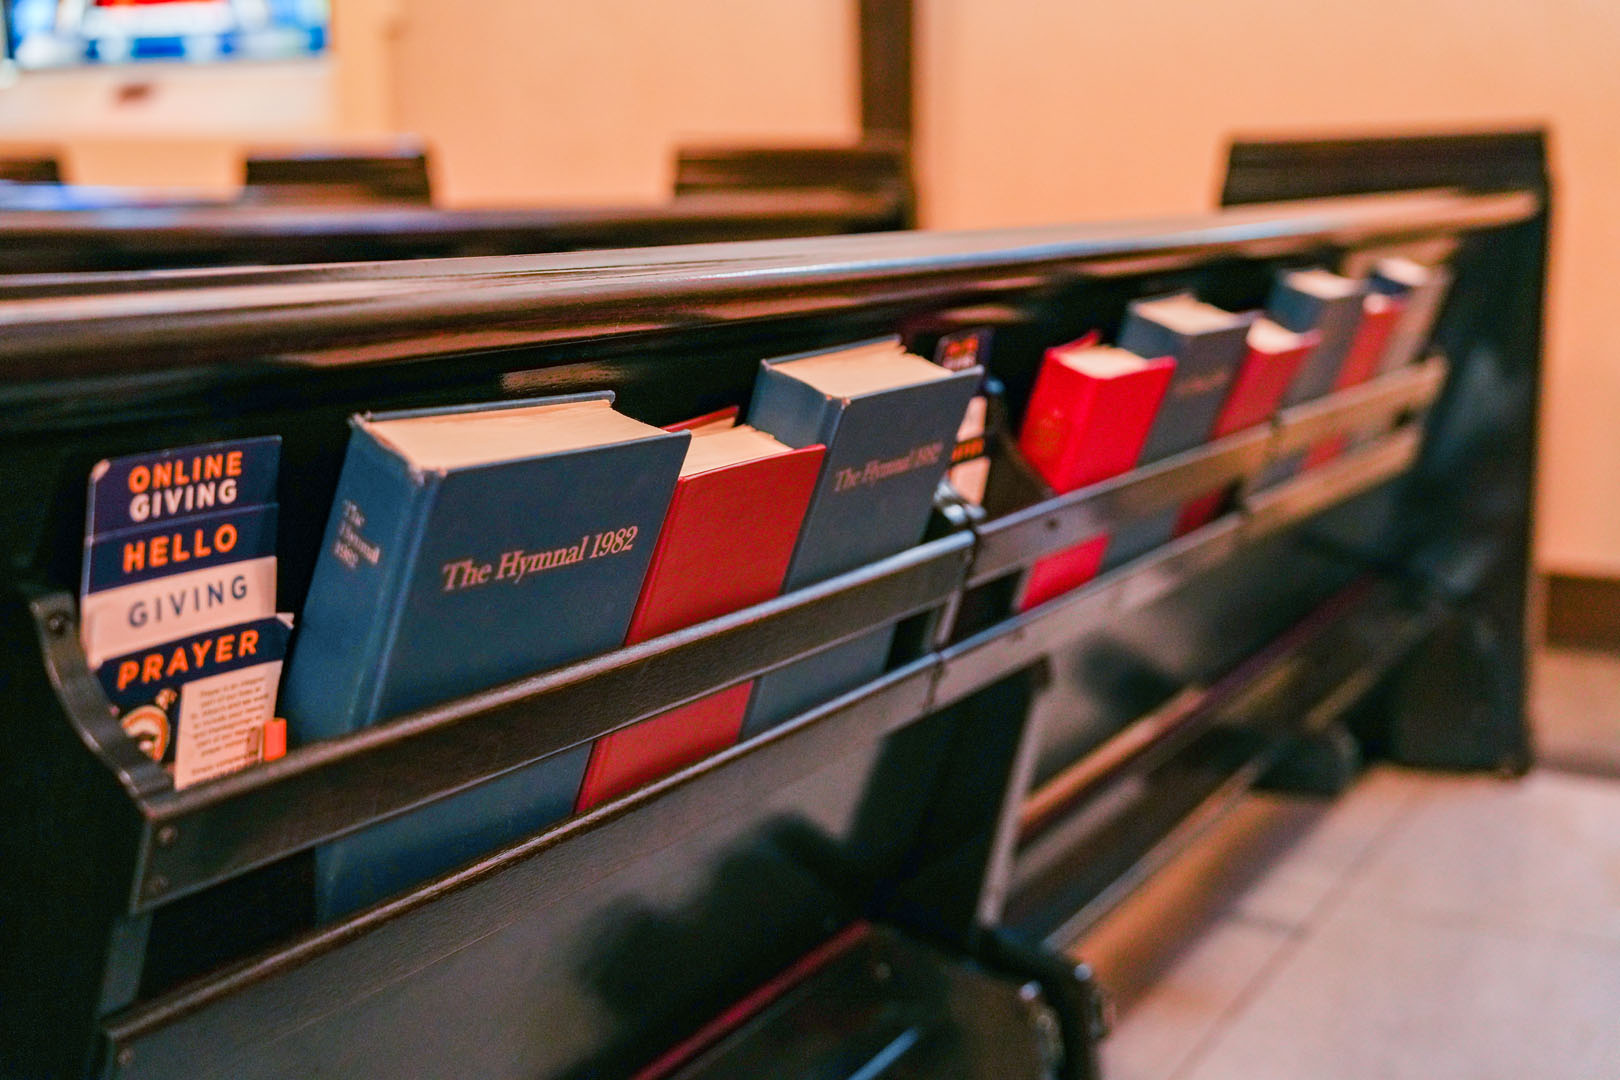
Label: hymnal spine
xmin=1173 ymin=322 xmax=1319 ymax=534
xmin=1300 ymin=293 xmax=1408 ymax=469
xmin=1269 ymin=273 xmax=1368 ymax=405
xmin=1103 ymin=300 xmax=1254 ymax=570
xmin=1019 ymin=344 xmax=1174 ymax=492
xmin=283 ymin=396 xmax=689 ymax=740
xmin=282 ymin=393 xmax=689 ymax=919
xmin=1253 ymin=272 xmax=1371 ymax=487
xmin=279 ymin=431 xmax=429 ymax=744
xmin=1370 ymin=260 xmax=1453 ymax=374
xmin=1332 ymin=293 xmax=1406 ymax=391
xmin=1212 ymin=326 xmax=1320 ymax=435
xmin=743 ymin=342 xmax=980 ymax=733
xmin=1017 ymin=341 xmax=1173 ymax=610
xmin=622 ymin=445 xmax=826 ymax=643
xmin=577 ymin=440 xmax=825 ymax=811
xmin=1119 ymin=307 xmax=1255 ymax=466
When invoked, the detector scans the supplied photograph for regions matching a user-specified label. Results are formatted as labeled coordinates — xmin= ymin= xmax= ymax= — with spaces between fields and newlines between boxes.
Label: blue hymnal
xmin=1257 ymin=269 xmax=1371 ymax=487
xmin=283 ymin=392 xmax=688 ymax=917
xmin=742 ymin=339 xmax=980 ymax=735
xmin=1106 ymin=294 xmax=1255 ymax=570
xmin=1270 ymin=269 xmax=1368 ymax=406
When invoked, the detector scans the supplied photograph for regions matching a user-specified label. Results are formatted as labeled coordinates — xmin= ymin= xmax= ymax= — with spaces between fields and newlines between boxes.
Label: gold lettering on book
xmin=440 ymin=525 xmax=639 ymax=592
xmin=1173 ymin=370 xmax=1230 ymax=398
xmin=832 ymin=441 xmax=945 ymax=493
xmin=332 ymin=501 xmax=383 ymax=570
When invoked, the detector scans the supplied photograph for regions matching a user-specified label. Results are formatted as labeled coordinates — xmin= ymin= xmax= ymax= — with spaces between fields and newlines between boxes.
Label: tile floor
xmin=1078 ymin=647 xmax=1620 ymax=1080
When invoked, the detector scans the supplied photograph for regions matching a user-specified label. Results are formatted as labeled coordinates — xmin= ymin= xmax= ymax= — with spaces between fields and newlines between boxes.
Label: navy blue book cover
xmin=281 ymin=392 xmax=687 ymax=918
xmin=1102 ymin=509 xmax=1181 ymax=574
xmin=316 ymin=742 xmax=594 ymax=919
xmin=1249 ymin=270 xmax=1373 ymax=490
xmin=1118 ymin=294 xmax=1256 ymax=466
xmin=742 ymin=340 xmax=980 ymax=735
xmin=1269 ymin=269 xmax=1368 ymax=405
xmin=1106 ymin=296 xmax=1254 ymax=570
xmin=1369 ymin=259 xmax=1453 ymax=374
xmin=283 ymin=393 xmax=688 ymax=739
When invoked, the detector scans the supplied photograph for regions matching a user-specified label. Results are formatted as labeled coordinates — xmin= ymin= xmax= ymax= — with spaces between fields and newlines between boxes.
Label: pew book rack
xmin=0 ymin=163 xmax=1545 ymax=1079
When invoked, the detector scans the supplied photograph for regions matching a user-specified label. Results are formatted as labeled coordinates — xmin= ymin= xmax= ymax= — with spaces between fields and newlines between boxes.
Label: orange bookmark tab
xmin=261 ymin=717 xmax=288 ymax=763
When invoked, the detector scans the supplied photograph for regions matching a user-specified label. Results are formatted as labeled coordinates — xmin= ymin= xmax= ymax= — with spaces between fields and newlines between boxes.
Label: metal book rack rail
xmin=1005 ymin=575 xmax=1445 ymax=948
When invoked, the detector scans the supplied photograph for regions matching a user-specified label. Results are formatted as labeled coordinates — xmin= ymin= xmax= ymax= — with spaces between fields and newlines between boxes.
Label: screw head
xmin=145 ymin=874 xmax=168 ymax=897
xmin=45 ymin=611 xmax=69 ymax=636
xmin=156 ymin=825 xmax=178 ymax=847
xmin=116 ymin=1047 xmax=134 ymax=1068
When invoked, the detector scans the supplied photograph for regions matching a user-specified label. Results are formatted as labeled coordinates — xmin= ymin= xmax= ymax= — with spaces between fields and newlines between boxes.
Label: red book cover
xmin=1015 ymin=336 xmax=1174 ymax=610
xmin=1301 ymin=293 xmax=1407 ymax=471
xmin=576 ymin=427 xmax=825 ymax=811
xmin=576 ymin=684 xmax=755 ymax=811
xmin=666 ymin=405 xmax=741 ymax=434
xmin=1300 ymin=433 xmax=1350 ymax=471
xmin=1174 ymin=318 xmax=1318 ymax=534
xmin=1211 ymin=319 xmax=1320 ymax=437
xmin=1332 ymin=293 xmax=1405 ymax=392
xmin=1020 ymin=535 xmax=1113 ymax=611
xmin=1018 ymin=335 xmax=1175 ymax=492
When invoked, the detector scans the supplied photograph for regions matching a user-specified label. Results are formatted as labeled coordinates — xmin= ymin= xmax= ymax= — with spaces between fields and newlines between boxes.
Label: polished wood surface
xmin=0 ymin=188 xmax=1535 ymax=383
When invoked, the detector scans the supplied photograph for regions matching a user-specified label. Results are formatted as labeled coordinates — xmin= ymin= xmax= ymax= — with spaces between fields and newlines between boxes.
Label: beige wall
xmin=916 ymin=0 xmax=1619 ymax=577
xmin=0 ymin=62 xmax=337 ymax=193
xmin=0 ymin=0 xmax=865 ymax=206
xmin=0 ymin=0 xmax=859 ymax=199
xmin=387 ymin=0 xmax=859 ymax=206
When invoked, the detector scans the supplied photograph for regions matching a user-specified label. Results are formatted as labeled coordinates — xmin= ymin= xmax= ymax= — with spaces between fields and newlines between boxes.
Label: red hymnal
xmin=1175 ymin=318 xmax=1318 ymax=533
xmin=1333 ymin=292 xmax=1406 ymax=392
xmin=1016 ymin=336 xmax=1174 ymax=610
xmin=667 ymin=404 xmax=742 ymax=434
xmin=576 ymin=423 xmax=825 ymax=811
xmin=1301 ymin=292 xmax=1407 ymax=470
